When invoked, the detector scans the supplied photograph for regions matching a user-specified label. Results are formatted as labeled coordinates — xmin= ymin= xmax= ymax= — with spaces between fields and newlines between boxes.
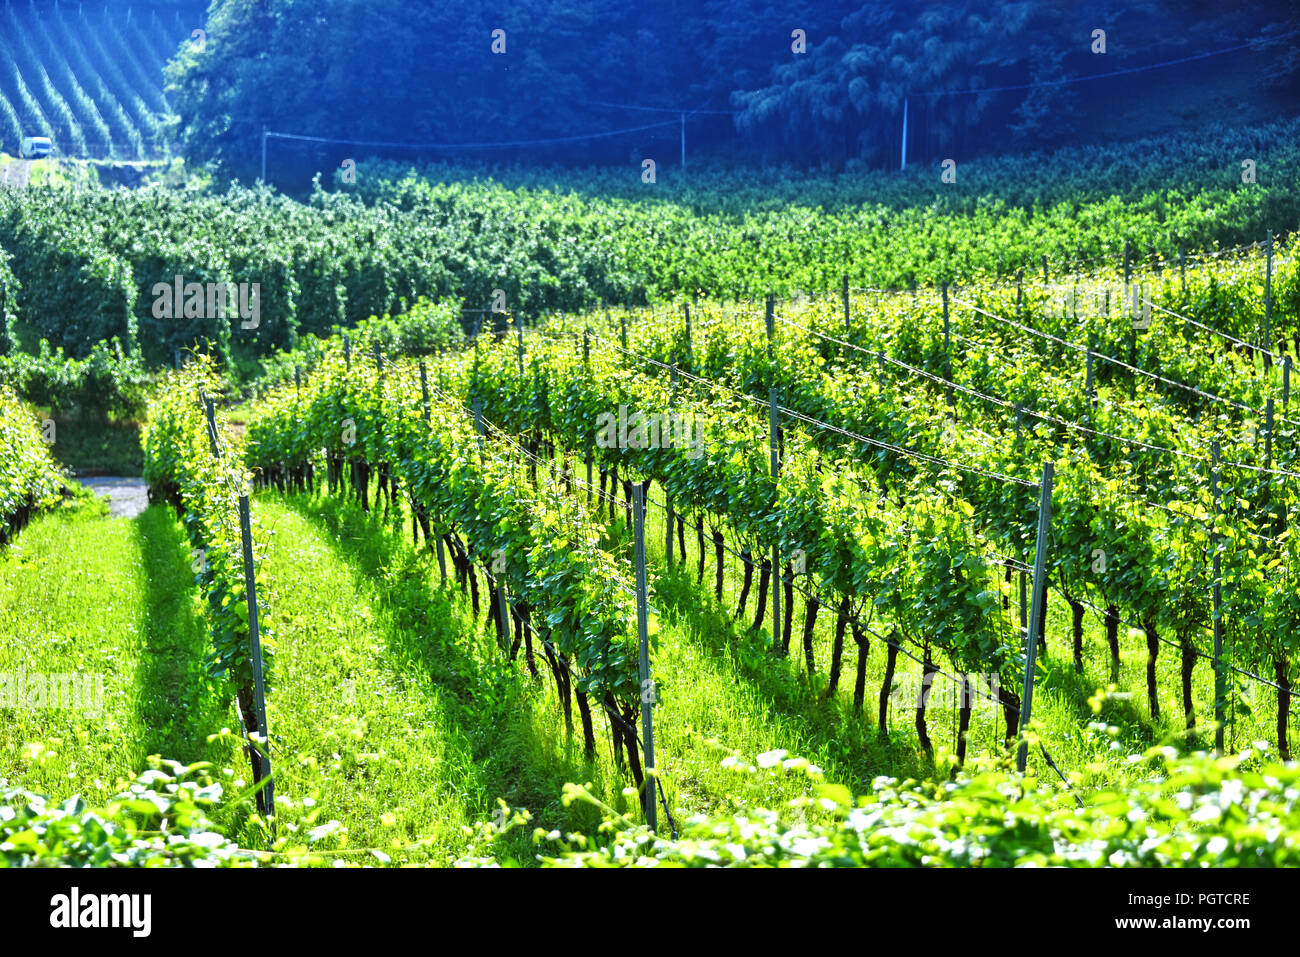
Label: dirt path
xmin=78 ymin=476 xmax=149 ymax=519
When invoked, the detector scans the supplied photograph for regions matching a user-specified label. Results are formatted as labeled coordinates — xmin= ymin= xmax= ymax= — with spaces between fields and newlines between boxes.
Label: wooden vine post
xmin=1019 ymin=570 xmax=1027 ymax=640
xmin=1265 ymin=398 xmax=1278 ymax=537
xmin=1211 ymin=440 xmax=1224 ymax=755
xmin=418 ymin=359 xmax=431 ymax=422
xmin=632 ymin=482 xmax=657 ymax=832
xmin=683 ymin=303 xmax=692 ymax=367
xmin=418 ymin=360 xmax=447 ymax=585
xmin=202 ymin=395 xmax=273 ymax=818
xmin=467 ymin=341 xmax=509 ymax=652
xmin=1085 ymin=332 xmax=1096 ymax=409
xmin=516 ymin=314 xmax=525 ymax=378
xmin=666 ymin=359 xmax=678 ymax=565
xmin=202 ymin=394 xmax=219 ymax=457
xmin=583 ymin=328 xmax=593 ymax=505
xmin=495 ymin=557 xmax=510 ymax=655
xmin=238 ymin=494 xmax=275 ymax=819
xmin=1017 ymin=461 xmax=1054 ymax=774
xmin=765 ymin=295 xmax=782 ymax=652
xmin=1266 ymin=397 xmax=1274 ymax=470
xmin=469 ymin=380 xmax=494 ymax=646
xmin=942 ymin=283 xmax=953 ymax=412
xmin=842 ymin=274 xmax=850 ymax=338
xmin=1263 ymin=229 xmax=1273 ymax=370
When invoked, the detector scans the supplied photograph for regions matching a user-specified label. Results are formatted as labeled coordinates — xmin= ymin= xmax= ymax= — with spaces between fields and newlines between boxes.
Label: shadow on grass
xmin=1034 ymin=642 xmax=1166 ymax=748
xmin=274 ymin=490 xmax=615 ymax=849
xmin=130 ymin=504 xmax=232 ymax=764
xmin=569 ymin=471 xmax=1133 ymax=787
xmin=649 ymin=558 xmax=936 ymax=789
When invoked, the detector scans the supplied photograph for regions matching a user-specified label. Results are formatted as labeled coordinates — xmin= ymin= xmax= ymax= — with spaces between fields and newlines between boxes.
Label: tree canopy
xmin=162 ymin=0 xmax=1299 ymax=183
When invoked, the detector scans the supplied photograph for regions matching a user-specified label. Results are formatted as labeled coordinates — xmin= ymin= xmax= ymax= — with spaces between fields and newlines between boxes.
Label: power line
xmin=917 ymin=30 xmax=1300 ymax=97
xmin=264 ymin=119 xmax=679 ymax=152
xmin=575 ymin=328 xmax=1039 ymax=489
xmin=953 ymin=297 xmax=1300 ymax=467
xmin=580 ymin=98 xmax=737 ymax=116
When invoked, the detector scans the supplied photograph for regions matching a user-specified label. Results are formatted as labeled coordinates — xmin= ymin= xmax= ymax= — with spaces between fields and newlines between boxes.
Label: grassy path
xmin=250 ymin=495 xmax=622 ymax=862
xmin=0 ymin=499 xmax=226 ymax=801
xmin=4 ymin=481 xmax=1274 ymax=863
xmin=260 ymin=492 xmax=852 ymax=854
xmin=1 ymin=490 xmax=853 ymax=862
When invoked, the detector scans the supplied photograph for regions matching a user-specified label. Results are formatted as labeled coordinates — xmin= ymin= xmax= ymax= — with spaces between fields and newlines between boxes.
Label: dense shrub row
xmin=0 ymin=386 xmax=63 ymax=545
xmin=0 ymin=118 xmax=1293 ymax=366
xmin=0 ymin=337 xmax=150 ymax=420
xmin=141 ymin=357 xmax=274 ymax=789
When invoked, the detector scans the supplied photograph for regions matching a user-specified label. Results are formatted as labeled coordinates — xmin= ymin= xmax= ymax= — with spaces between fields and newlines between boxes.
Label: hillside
xmin=0 ymin=1 xmax=203 ymax=159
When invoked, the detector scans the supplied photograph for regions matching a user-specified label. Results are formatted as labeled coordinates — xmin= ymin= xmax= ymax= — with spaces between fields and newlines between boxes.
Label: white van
xmin=20 ymin=136 xmax=52 ymax=158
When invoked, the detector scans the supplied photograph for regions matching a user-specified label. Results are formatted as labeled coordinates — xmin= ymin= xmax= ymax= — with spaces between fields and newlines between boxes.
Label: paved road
xmin=78 ymin=476 xmax=149 ymax=519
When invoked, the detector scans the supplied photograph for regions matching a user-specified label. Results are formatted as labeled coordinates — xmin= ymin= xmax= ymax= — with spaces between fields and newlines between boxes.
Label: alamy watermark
xmin=151 ymin=275 xmax=260 ymax=329
xmin=595 ymin=405 xmax=705 ymax=459
xmin=889 ymin=670 xmax=1000 ymax=716
xmin=50 ymin=887 xmax=150 ymax=937
xmin=0 ymin=668 xmax=104 ymax=717
xmin=1041 ymin=282 xmax=1150 ymax=327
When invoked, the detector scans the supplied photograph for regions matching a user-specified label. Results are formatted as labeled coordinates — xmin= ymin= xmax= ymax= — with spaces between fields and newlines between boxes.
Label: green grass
xmin=556 ymin=454 xmax=1286 ymax=795
xmin=0 ymin=478 xmax=851 ymax=863
xmin=2 ymin=460 xmax=1280 ymax=864
xmin=250 ymin=491 xmax=837 ymax=861
xmin=0 ymin=496 xmax=228 ymax=801
xmin=245 ymin=495 xmax=564 ymax=861
xmin=245 ymin=464 xmax=1288 ymax=860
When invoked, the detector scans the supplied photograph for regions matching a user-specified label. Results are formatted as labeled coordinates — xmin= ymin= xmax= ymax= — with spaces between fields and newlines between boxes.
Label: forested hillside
xmin=164 ymin=0 xmax=1299 ymax=183
xmin=0 ymin=1 xmax=203 ymax=159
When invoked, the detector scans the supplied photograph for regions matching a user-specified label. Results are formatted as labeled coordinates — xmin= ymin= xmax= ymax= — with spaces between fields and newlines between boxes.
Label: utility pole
xmin=900 ymin=97 xmax=909 ymax=171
